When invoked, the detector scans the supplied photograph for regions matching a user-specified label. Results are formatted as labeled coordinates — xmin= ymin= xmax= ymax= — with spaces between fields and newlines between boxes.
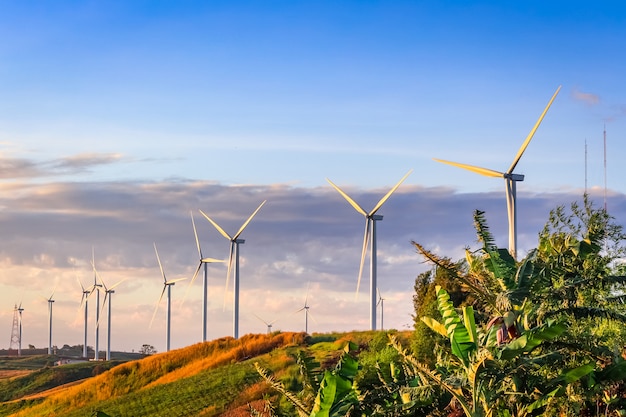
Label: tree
xmin=139 ymin=344 xmax=157 ymax=355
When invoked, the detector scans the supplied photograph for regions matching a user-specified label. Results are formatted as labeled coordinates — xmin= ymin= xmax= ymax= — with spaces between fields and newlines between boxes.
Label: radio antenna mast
xmin=585 ymin=138 xmax=587 ymax=195
xmin=604 ymin=123 xmax=606 ymax=211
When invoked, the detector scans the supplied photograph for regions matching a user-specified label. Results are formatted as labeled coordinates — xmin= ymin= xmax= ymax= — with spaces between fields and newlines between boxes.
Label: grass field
xmin=0 ymin=330 xmax=410 ymax=417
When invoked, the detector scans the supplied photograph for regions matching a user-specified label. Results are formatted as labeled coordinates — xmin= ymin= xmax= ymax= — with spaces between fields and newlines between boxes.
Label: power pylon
xmin=10 ymin=304 xmax=22 ymax=356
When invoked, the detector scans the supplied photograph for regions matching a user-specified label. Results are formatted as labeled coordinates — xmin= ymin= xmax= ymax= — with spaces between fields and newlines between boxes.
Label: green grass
xmin=0 ymin=361 xmax=123 ymax=403
xmin=0 ymin=331 xmax=411 ymax=417
xmin=0 ymin=355 xmax=57 ymax=371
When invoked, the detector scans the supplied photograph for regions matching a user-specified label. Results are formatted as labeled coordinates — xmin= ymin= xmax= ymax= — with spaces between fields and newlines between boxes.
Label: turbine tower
xmin=326 ymin=170 xmax=412 ymax=331
xmin=434 ymin=86 xmax=561 ymax=260
xmin=93 ymin=262 xmax=123 ymax=361
xmin=152 ymin=243 xmax=187 ymax=352
xmin=92 ymin=248 xmax=102 ymax=360
xmin=188 ymin=212 xmax=224 ymax=342
xmin=78 ymin=278 xmax=91 ymax=358
xmin=18 ymin=303 xmax=24 ymax=356
xmin=45 ymin=289 xmax=55 ymax=355
xmin=199 ymin=200 xmax=266 ymax=339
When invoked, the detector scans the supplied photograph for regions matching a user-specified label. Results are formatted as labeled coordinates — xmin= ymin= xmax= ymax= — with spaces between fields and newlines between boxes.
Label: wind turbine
xmin=44 ymin=288 xmax=55 ymax=355
xmin=377 ymin=288 xmax=385 ymax=331
xmin=434 ymin=86 xmax=561 ymax=260
xmin=199 ymin=200 xmax=266 ymax=339
xmin=152 ymin=243 xmax=187 ymax=352
xmin=93 ymin=262 xmax=124 ymax=361
xmin=188 ymin=212 xmax=224 ymax=342
xmin=78 ymin=277 xmax=91 ymax=358
xmin=253 ymin=313 xmax=277 ymax=334
xmin=326 ymin=170 xmax=412 ymax=331
xmin=295 ymin=282 xmax=312 ymax=334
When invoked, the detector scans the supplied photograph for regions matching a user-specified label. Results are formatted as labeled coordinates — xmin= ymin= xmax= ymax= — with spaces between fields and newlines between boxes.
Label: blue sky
xmin=0 ymin=1 xmax=625 ymax=353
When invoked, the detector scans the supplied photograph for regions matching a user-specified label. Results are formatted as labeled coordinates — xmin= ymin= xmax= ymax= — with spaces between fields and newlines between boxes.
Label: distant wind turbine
xmin=44 ymin=288 xmax=56 ymax=355
xmin=377 ymin=288 xmax=385 ymax=331
xmin=199 ymin=200 xmax=266 ymax=339
xmin=295 ymin=282 xmax=312 ymax=334
xmin=326 ymin=170 xmax=412 ymax=331
xmin=17 ymin=302 xmax=24 ymax=357
xmin=253 ymin=313 xmax=277 ymax=334
xmin=152 ymin=243 xmax=187 ymax=352
xmin=78 ymin=277 xmax=92 ymax=358
xmin=434 ymin=86 xmax=561 ymax=259
xmin=188 ymin=212 xmax=224 ymax=342
xmin=93 ymin=262 xmax=124 ymax=361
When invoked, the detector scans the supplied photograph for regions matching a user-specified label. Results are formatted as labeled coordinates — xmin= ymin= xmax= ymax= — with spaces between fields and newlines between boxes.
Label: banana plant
xmin=255 ymin=342 xmax=360 ymax=417
xmin=420 ymin=286 xmax=571 ymax=416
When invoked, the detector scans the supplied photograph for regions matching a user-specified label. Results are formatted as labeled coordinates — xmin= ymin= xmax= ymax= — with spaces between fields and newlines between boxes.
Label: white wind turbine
xmin=199 ymin=200 xmax=266 ymax=339
xmin=188 ymin=212 xmax=224 ymax=342
xmin=295 ymin=282 xmax=313 ymax=333
xmin=434 ymin=86 xmax=561 ymax=260
xmin=44 ymin=288 xmax=56 ymax=355
xmin=253 ymin=313 xmax=277 ymax=334
xmin=93 ymin=262 xmax=124 ymax=361
xmin=326 ymin=170 xmax=412 ymax=331
xmin=17 ymin=302 xmax=24 ymax=357
xmin=152 ymin=243 xmax=187 ymax=352
xmin=77 ymin=277 xmax=92 ymax=358
xmin=377 ymin=288 xmax=385 ymax=331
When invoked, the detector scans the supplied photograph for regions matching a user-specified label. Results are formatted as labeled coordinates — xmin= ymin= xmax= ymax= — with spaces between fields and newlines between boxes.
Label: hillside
xmin=0 ymin=331 xmax=402 ymax=417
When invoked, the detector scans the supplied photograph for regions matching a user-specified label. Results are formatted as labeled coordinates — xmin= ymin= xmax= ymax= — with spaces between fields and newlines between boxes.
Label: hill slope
xmin=0 ymin=331 xmax=409 ymax=417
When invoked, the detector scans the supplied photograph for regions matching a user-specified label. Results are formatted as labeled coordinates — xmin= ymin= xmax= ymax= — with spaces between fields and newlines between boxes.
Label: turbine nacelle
xmin=504 ymin=173 xmax=525 ymax=182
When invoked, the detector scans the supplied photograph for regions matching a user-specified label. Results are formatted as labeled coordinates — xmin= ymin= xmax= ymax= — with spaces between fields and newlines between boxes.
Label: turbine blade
xmin=223 ymin=243 xmax=235 ymax=310
xmin=304 ymin=281 xmax=310 ymax=306
xmin=191 ymin=211 xmax=203 ymax=259
xmin=153 ymin=243 xmax=167 ymax=283
xmin=356 ymin=219 xmax=370 ymax=299
xmin=77 ymin=275 xmax=86 ymax=293
xmin=433 ymin=158 xmax=504 ymax=178
xmin=370 ymin=169 xmax=413 ymax=215
xmin=326 ymin=178 xmax=367 ymax=216
xmin=189 ymin=262 xmax=202 ymax=287
xmin=182 ymin=262 xmax=202 ymax=306
xmin=507 ymin=85 xmax=561 ymax=174
xmin=95 ymin=292 xmax=109 ymax=329
xmin=149 ymin=285 xmax=167 ymax=329
xmin=201 ymin=257 xmax=225 ymax=263
xmin=234 ymin=200 xmax=266 ymax=240
xmin=253 ymin=313 xmax=269 ymax=326
xmin=109 ymin=279 xmax=125 ymax=290
xmin=199 ymin=210 xmax=232 ymax=240
xmin=49 ymin=284 xmax=57 ymax=300
xmin=168 ymin=277 xmax=187 ymax=284
xmin=92 ymin=260 xmax=107 ymax=290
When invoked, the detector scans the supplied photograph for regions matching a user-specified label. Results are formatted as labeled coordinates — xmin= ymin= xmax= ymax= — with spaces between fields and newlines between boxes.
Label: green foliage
xmin=412 ymin=196 xmax=626 ymax=416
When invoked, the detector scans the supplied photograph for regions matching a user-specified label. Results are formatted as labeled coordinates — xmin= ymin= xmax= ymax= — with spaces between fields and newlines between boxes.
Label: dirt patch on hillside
xmin=0 ymin=370 xmax=32 ymax=379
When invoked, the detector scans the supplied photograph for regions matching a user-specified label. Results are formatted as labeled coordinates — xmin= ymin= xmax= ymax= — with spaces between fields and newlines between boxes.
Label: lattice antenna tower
xmin=9 ymin=304 xmax=20 ymax=355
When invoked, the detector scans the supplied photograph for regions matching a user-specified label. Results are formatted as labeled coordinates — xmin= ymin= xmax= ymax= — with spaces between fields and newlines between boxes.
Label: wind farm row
xmin=9 ymin=86 xmax=562 ymax=358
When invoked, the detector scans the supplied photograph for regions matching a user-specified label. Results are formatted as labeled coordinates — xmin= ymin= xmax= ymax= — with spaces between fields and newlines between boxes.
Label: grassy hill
xmin=0 ymin=331 xmax=405 ymax=417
